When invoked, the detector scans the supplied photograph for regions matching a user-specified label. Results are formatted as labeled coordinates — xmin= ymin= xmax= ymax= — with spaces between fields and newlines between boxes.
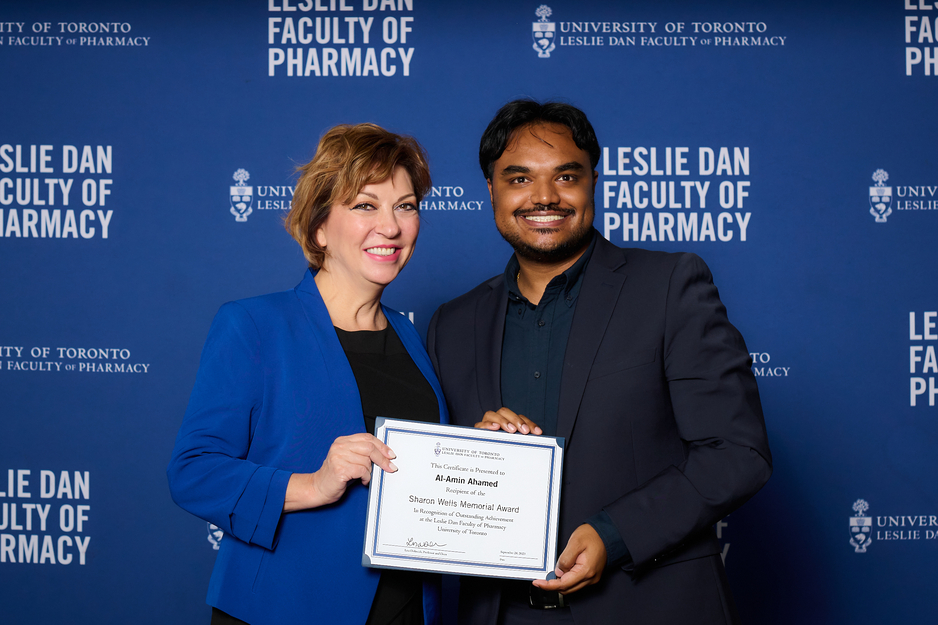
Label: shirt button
xmin=538 ymin=320 xmax=545 ymax=327
xmin=534 ymin=371 xmax=541 ymax=379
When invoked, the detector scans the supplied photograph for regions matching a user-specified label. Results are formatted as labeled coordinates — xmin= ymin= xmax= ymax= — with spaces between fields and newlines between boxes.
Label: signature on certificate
xmin=406 ymin=537 xmax=447 ymax=548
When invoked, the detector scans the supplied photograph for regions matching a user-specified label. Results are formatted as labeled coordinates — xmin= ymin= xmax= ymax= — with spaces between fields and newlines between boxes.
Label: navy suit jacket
xmin=427 ymin=235 xmax=771 ymax=624
xmin=168 ymin=270 xmax=449 ymax=625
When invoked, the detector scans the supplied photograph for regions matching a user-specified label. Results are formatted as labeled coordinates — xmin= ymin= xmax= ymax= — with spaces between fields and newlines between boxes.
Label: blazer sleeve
xmin=167 ymin=302 xmax=291 ymax=550
xmin=603 ymin=253 xmax=772 ymax=569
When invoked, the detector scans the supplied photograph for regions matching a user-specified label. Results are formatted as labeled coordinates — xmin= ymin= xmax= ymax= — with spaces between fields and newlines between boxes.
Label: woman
xmin=167 ymin=124 xmax=448 ymax=625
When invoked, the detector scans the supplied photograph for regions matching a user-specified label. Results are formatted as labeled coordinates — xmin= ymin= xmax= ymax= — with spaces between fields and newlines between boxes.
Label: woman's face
xmin=316 ymin=166 xmax=420 ymax=289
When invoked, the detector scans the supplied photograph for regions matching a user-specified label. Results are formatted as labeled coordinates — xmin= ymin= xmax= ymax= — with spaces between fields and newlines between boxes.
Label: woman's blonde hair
xmin=285 ymin=123 xmax=431 ymax=269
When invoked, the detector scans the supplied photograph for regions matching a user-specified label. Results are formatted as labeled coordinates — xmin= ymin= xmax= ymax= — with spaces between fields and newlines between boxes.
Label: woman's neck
xmin=314 ymin=268 xmax=387 ymax=331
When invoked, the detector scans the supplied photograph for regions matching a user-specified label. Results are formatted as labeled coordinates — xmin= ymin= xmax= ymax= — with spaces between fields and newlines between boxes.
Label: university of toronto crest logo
xmin=532 ymin=5 xmax=556 ymax=58
xmin=434 ymin=442 xmax=442 ymax=457
xmin=869 ymin=169 xmax=892 ymax=223
xmin=849 ymin=499 xmax=872 ymax=553
xmin=230 ymin=168 xmax=254 ymax=222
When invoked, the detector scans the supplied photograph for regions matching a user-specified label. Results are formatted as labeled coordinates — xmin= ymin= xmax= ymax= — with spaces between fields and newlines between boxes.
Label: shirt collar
xmin=504 ymin=229 xmax=597 ymax=303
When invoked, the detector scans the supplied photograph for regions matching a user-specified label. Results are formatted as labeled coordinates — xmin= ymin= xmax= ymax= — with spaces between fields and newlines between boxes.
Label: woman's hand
xmin=284 ymin=433 xmax=397 ymax=512
xmin=475 ymin=407 xmax=543 ymax=435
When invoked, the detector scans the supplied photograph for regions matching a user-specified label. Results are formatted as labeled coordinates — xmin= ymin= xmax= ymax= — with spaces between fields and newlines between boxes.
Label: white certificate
xmin=362 ymin=418 xmax=564 ymax=580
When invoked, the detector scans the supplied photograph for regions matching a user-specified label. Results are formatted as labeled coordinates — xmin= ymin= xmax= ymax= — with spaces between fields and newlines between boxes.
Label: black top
xmin=335 ymin=324 xmax=439 ymax=434
xmin=334 ymin=324 xmax=439 ymax=625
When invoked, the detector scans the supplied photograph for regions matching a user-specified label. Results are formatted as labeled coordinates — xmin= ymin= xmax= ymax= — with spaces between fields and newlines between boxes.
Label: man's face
xmin=487 ymin=123 xmax=596 ymax=264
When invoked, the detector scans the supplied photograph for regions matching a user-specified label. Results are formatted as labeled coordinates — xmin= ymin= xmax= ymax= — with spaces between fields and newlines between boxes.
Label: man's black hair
xmin=479 ymin=99 xmax=601 ymax=180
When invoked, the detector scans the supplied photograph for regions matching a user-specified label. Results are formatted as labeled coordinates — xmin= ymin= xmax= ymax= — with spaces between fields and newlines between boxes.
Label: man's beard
xmin=497 ymin=204 xmax=594 ymax=264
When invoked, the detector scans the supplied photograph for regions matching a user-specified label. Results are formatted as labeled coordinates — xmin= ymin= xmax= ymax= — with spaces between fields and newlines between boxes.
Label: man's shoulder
xmin=428 ymin=273 xmax=505 ymax=357
xmin=592 ymin=236 xmax=696 ymax=274
xmin=435 ymin=274 xmax=504 ymax=316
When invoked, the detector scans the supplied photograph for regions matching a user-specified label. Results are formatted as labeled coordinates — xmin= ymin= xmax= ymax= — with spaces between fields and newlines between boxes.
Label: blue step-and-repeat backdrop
xmin=1 ymin=1 xmax=936 ymax=623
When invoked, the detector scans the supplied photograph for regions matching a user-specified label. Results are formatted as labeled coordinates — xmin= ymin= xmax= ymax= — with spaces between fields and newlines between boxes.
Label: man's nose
xmin=530 ymin=178 xmax=560 ymax=207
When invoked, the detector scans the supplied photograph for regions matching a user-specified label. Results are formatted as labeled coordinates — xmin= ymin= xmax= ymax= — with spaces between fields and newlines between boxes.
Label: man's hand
xmin=532 ymin=524 xmax=606 ymax=595
xmin=474 ymin=407 xmax=543 ymax=435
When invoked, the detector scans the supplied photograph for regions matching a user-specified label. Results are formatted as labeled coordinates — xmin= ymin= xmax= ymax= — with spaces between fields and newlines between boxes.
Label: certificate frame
xmin=362 ymin=418 xmax=564 ymax=580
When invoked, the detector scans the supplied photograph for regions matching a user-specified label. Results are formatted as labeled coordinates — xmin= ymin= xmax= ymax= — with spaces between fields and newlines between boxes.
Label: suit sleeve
xmin=167 ymin=302 xmax=291 ymax=550
xmin=603 ymin=253 xmax=772 ymax=569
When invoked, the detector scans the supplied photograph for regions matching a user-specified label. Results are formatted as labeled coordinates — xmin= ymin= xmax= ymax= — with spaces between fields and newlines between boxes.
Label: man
xmin=427 ymin=100 xmax=772 ymax=624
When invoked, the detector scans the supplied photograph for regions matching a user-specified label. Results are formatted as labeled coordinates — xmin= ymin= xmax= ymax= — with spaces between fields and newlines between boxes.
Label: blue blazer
xmin=428 ymin=235 xmax=771 ymax=625
xmin=168 ymin=270 xmax=449 ymax=625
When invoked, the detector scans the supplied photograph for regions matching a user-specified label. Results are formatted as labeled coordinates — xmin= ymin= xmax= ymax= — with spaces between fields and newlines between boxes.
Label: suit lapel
xmin=556 ymin=238 xmax=628 ymax=442
xmin=475 ymin=276 xmax=508 ymax=410
xmin=293 ymin=269 xmax=365 ymax=434
xmin=385 ymin=307 xmax=450 ymax=425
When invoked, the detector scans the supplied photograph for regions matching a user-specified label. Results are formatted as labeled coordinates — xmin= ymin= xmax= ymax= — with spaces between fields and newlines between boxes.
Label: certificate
xmin=363 ymin=418 xmax=564 ymax=580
